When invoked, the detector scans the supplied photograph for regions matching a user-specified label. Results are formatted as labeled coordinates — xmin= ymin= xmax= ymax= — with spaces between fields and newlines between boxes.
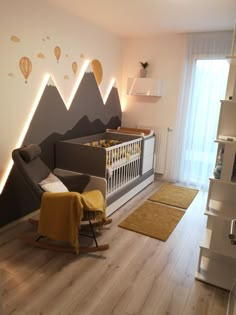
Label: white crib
xmin=56 ymin=131 xmax=155 ymax=215
xmin=105 ymin=138 xmax=142 ymax=196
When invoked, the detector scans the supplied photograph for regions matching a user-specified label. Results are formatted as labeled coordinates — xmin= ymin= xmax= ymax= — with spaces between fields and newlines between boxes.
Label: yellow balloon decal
xmin=54 ymin=46 xmax=61 ymax=63
xmin=91 ymin=59 xmax=103 ymax=85
xmin=11 ymin=35 xmax=20 ymax=42
xmin=19 ymin=56 xmax=32 ymax=83
xmin=72 ymin=62 xmax=78 ymax=76
xmin=37 ymin=52 xmax=45 ymax=59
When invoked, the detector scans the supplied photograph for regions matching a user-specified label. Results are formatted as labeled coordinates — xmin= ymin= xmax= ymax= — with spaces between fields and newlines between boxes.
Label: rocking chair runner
xmin=12 ymin=144 xmax=111 ymax=254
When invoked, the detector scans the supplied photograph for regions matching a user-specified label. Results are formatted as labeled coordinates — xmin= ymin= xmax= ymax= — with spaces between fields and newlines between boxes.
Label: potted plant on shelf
xmin=139 ymin=61 xmax=149 ymax=77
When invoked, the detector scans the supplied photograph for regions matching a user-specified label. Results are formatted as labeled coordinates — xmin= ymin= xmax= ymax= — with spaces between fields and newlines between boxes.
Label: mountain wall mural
xmin=0 ymin=71 xmax=122 ymax=227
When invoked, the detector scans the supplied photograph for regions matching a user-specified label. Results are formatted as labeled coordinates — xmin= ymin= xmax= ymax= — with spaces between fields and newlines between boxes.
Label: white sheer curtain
xmin=165 ymin=31 xmax=232 ymax=190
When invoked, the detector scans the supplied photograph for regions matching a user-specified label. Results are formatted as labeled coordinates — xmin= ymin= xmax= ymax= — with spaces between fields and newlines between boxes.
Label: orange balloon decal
xmin=19 ymin=56 xmax=32 ymax=83
xmin=91 ymin=59 xmax=103 ymax=85
xmin=54 ymin=46 xmax=61 ymax=63
xmin=72 ymin=62 xmax=78 ymax=76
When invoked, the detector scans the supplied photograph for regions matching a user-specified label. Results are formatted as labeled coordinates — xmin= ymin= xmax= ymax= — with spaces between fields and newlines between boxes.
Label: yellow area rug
xmin=118 ymin=183 xmax=198 ymax=241
xmin=148 ymin=182 xmax=199 ymax=209
xmin=118 ymin=201 xmax=185 ymax=241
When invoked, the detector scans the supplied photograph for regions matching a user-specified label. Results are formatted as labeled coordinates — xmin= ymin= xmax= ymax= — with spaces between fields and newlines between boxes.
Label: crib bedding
xmin=84 ymin=138 xmax=141 ymax=170
xmin=85 ymin=139 xmax=121 ymax=148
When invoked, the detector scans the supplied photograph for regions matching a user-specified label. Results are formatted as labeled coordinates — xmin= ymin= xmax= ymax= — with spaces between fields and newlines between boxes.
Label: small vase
xmin=140 ymin=68 xmax=147 ymax=78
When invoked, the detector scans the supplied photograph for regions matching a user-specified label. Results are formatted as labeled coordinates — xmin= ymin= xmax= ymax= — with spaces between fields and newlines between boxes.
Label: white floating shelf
xmin=209 ymin=177 xmax=236 ymax=186
xmin=226 ymin=56 xmax=236 ymax=65
xmin=206 ymin=199 xmax=236 ymax=220
xmin=196 ymin=252 xmax=236 ymax=291
xmin=200 ymin=226 xmax=236 ymax=260
xmin=127 ymin=78 xmax=163 ymax=96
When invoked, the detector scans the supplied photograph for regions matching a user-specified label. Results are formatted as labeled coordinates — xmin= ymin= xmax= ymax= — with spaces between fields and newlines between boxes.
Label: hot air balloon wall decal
xmin=19 ymin=56 xmax=32 ymax=83
xmin=91 ymin=59 xmax=103 ymax=85
xmin=54 ymin=46 xmax=61 ymax=63
xmin=72 ymin=61 xmax=78 ymax=76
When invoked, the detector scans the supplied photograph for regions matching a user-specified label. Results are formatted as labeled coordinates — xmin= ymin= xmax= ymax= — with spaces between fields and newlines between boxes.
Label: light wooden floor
xmin=0 ymin=180 xmax=229 ymax=315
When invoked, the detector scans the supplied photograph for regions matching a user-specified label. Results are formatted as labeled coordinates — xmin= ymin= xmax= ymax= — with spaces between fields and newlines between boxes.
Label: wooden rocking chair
xmin=12 ymin=144 xmax=111 ymax=254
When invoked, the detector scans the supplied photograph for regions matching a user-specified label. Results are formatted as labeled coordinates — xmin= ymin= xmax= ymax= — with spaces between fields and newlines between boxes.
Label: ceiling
xmin=47 ymin=0 xmax=236 ymax=37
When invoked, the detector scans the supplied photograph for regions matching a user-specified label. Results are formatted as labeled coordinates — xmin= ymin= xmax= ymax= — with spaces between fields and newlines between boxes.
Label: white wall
xmin=121 ymin=34 xmax=187 ymax=177
xmin=0 ymin=0 xmax=122 ymax=187
xmin=0 ymin=0 xmax=190 ymax=186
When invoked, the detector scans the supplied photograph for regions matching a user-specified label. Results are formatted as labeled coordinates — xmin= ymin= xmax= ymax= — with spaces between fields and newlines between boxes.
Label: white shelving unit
xmin=196 ymin=100 xmax=236 ymax=290
xmin=195 ymin=32 xmax=236 ymax=290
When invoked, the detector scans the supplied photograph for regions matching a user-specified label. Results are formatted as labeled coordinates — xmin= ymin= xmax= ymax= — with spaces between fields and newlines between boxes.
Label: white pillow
xmin=38 ymin=173 xmax=69 ymax=192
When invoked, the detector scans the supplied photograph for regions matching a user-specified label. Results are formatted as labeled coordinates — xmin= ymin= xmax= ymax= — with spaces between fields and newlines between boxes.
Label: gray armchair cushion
xmin=55 ymin=173 xmax=90 ymax=193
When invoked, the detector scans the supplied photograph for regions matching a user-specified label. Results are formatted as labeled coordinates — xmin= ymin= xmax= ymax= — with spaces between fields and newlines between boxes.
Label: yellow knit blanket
xmin=38 ymin=190 xmax=106 ymax=254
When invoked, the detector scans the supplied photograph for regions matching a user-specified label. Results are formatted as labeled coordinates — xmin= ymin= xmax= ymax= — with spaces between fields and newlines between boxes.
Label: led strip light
xmin=0 ymin=60 xmax=117 ymax=194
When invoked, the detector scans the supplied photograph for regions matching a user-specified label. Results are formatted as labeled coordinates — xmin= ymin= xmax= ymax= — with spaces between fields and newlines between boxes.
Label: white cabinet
xmin=141 ymin=136 xmax=155 ymax=175
xmin=126 ymin=78 xmax=163 ymax=96
xmin=196 ymin=99 xmax=236 ymax=290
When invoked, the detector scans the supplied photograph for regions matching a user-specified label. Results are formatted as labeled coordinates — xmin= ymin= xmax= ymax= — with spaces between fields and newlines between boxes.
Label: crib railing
xmin=106 ymin=138 xmax=142 ymax=196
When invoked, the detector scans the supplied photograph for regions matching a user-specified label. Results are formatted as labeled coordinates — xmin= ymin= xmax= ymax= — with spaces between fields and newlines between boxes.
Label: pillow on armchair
xmin=19 ymin=144 xmax=42 ymax=162
xmin=39 ymin=173 xmax=68 ymax=192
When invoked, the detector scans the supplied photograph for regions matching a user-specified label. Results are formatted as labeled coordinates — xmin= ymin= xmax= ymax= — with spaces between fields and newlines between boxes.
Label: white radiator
xmin=138 ymin=125 xmax=168 ymax=174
